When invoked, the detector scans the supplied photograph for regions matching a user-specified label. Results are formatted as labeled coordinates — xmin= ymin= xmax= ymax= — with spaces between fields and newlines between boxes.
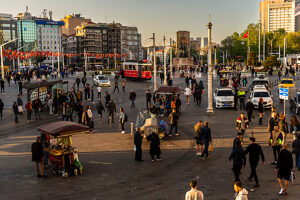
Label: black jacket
xmin=134 ymin=132 xmax=143 ymax=148
xmin=229 ymin=147 xmax=246 ymax=166
xmin=292 ymin=138 xmax=300 ymax=155
xmin=31 ymin=142 xmax=44 ymax=162
xmin=245 ymin=101 xmax=254 ymax=112
xmin=129 ymin=92 xmax=136 ymax=101
xmin=244 ymin=143 xmax=265 ymax=163
xmin=96 ymin=103 xmax=105 ymax=114
xmin=276 ymin=149 xmax=293 ymax=171
xmin=201 ymin=126 xmax=211 ymax=143
xmin=268 ymin=117 xmax=276 ymax=132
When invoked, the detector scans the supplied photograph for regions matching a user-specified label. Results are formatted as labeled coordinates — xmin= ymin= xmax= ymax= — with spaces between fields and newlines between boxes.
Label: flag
xmin=242 ymin=32 xmax=249 ymax=39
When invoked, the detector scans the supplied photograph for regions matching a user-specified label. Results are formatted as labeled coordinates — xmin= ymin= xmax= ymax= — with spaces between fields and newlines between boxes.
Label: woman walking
xmin=119 ymin=107 xmax=126 ymax=134
xmin=258 ymin=98 xmax=264 ymax=125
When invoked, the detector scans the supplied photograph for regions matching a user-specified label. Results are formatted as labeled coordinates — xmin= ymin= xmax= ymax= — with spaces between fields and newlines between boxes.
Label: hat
xmin=237 ymin=132 xmax=243 ymax=136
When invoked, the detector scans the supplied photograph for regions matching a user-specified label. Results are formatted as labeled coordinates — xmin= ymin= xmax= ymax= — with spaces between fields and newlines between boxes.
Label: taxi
xmin=278 ymin=78 xmax=295 ymax=89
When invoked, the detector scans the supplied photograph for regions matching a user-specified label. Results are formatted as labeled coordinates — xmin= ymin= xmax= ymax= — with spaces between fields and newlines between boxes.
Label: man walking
xmin=244 ymin=137 xmax=265 ymax=187
xmin=194 ymin=120 xmax=204 ymax=156
xmin=245 ymin=99 xmax=254 ymax=124
xmin=200 ymin=121 xmax=212 ymax=160
xmin=229 ymin=140 xmax=246 ymax=182
xmin=113 ymin=79 xmax=119 ymax=93
xmin=108 ymin=100 xmax=116 ymax=124
xmin=0 ymin=78 xmax=5 ymax=93
xmin=146 ymin=89 xmax=152 ymax=109
xmin=25 ymin=99 xmax=33 ymax=122
xmin=185 ymin=180 xmax=204 ymax=200
xmin=96 ymin=100 xmax=105 ymax=123
xmin=238 ymin=88 xmax=246 ymax=110
xmin=276 ymin=144 xmax=293 ymax=196
xmin=129 ymin=89 xmax=136 ymax=108
xmin=168 ymin=109 xmax=179 ymax=136
xmin=97 ymin=85 xmax=102 ymax=99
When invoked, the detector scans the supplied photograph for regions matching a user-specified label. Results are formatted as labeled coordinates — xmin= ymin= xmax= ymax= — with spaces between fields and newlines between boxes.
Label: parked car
xmin=213 ymin=88 xmax=234 ymax=108
xmin=251 ymin=76 xmax=271 ymax=92
xmin=250 ymin=85 xmax=273 ymax=109
xmin=93 ymin=75 xmax=111 ymax=87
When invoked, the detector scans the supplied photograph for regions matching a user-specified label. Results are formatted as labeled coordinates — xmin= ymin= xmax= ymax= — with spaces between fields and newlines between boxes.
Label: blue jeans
xmin=169 ymin=123 xmax=177 ymax=135
xmin=200 ymin=141 xmax=209 ymax=157
xmin=131 ymin=100 xmax=135 ymax=108
xmin=44 ymin=150 xmax=49 ymax=166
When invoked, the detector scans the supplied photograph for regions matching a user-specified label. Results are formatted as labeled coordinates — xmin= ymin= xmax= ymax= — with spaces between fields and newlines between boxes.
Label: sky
xmin=1 ymin=0 xmax=261 ymax=46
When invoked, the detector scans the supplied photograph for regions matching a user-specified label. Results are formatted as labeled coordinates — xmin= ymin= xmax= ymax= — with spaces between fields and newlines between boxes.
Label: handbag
xmin=290 ymin=171 xmax=295 ymax=183
xmin=18 ymin=106 xmax=23 ymax=113
xmin=208 ymin=145 xmax=214 ymax=152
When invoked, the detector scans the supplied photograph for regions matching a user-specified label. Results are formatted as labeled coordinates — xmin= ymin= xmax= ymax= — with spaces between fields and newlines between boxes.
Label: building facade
xmin=260 ymin=0 xmax=296 ymax=33
xmin=108 ymin=22 xmax=121 ymax=55
xmin=121 ymin=26 xmax=141 ymax=60
xmin=0 ymin=13 xmax=17 ymax=49
xmin=61 ymin=14 xmax=91 ymax=36
xmin=203 ymin=37 xmax=208 ymax=47
xmin=296 ymin=5 xmax=300 ymax=31
xmin=190 ymin=40 xmax=201 ymax=54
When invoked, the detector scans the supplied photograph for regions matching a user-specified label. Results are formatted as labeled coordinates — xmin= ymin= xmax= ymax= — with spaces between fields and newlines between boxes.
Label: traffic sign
xmin=279 ymin=88 xmax=289 ymax=100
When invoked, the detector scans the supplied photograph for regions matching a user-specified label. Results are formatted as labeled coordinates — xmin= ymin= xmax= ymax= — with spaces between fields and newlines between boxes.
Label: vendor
xmin=58 ymin=136 xmax=72 ymax=147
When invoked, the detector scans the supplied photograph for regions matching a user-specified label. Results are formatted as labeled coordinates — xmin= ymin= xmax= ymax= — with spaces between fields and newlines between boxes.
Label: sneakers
xmin=279 ymin=188 xmax=287 ymax=195
xmin=121 ymin=131 xmax=125 ymax=134
xmin=175 ymin=133 xmax=180 ymax=136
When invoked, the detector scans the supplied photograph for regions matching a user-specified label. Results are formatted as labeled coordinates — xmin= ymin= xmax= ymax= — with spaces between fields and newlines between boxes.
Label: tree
xmin=34 ymin=55 xmax=46 ymax=66
xmin=262 ymin=56 xmax=280 ymax=70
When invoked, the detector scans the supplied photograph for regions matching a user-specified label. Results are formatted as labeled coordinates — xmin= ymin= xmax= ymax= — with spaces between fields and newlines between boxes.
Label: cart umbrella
xmin=37 ymin=121 xmax=89 ymax=137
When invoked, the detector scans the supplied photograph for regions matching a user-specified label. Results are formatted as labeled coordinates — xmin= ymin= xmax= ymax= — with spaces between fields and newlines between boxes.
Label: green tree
xmin=262 ymin=56 xmax=280 ymax=70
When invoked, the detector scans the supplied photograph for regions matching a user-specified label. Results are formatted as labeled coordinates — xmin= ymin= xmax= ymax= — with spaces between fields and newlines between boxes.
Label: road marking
xmin=89 ymin=161 xmax=112 ymax=165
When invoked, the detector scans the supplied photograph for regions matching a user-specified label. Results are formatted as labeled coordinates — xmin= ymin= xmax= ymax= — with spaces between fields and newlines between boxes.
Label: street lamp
xmin=1 ymin=38 xmax=18 ymax=79
xmin=206 ymin=16 xmax=214 ymax=115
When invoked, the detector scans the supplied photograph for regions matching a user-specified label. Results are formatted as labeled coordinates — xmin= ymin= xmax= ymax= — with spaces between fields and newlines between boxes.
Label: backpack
xmin=124 ymin=114 xmax=128 ymax=122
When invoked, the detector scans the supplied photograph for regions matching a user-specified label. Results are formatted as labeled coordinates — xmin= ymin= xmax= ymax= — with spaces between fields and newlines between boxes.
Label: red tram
xmin=120 ymin=62 xmax=152 ymax=81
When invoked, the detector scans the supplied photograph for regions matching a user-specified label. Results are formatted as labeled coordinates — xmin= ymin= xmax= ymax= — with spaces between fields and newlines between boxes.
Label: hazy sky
xmin=1 ymin=0 xmax=261 ymax=46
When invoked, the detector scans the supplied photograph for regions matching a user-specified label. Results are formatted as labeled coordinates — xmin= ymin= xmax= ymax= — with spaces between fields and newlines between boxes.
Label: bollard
xmin=9 ymin=107 xmax=12 ymax=116
xmin=109 ymin=117 xmax=112 ymax=128
xmin=131 ymin=122 xmax=134 ymax=135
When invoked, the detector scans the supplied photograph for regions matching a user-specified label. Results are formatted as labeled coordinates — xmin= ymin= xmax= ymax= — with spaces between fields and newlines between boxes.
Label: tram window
xmin=124 ymin=65 xmax=129 ymax=70
xmin=132 ymin=65 xmax=137 ymax=71
xmin=129 ymin=65 xmax=132 ymax=70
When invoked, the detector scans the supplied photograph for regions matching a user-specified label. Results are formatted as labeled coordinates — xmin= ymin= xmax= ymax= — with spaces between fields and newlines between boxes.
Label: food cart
xmin=37 ymin=121 xmax=89 ymax=177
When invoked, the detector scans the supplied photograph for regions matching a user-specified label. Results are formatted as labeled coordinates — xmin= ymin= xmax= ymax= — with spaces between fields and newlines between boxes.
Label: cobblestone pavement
xmin=0 ymin=73 xmax=300 ymax=200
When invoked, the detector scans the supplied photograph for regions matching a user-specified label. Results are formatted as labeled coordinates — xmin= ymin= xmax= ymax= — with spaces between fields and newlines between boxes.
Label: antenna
xmin=25 ymin=6 xmax=28 ymax=13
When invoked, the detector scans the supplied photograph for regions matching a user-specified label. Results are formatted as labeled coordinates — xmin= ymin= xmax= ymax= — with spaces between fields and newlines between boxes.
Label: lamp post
xmin=170 ymin=38 xmax=173 ymax=79
xmin=163 ymin=36 xmax=167 ymax=86
xmin=152 ymin=33 xmax=157 ymax=91
xmin=207 ymin=16 xmax=214 ymax=115
xmin=1 ymin=38 xmax=18 ymax=79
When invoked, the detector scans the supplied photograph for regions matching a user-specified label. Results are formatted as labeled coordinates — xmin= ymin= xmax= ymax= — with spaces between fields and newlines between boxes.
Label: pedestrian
xmin=292 ymin=134 xmax=300 ymax=171
xmin=87 ymin=105 xmax=94 ymax=133
xmin=32 ymin=98 xmax=42 ymax=120
xmin=108 ymin=100 xmax=116 ymax=124
xmin=119 ymin=107 xmax=126 ymax=134
xmin=25 ymin=99 xmax=33 ymax=122
xmin=31 ymin=136 xmax=47 ymax=178
xmin=147 ymin=131 xmax=162 ymax=161
xmin=185 ymin=180 xmax=204 ymax=200
xmin=233 ymin=132 xmax=243 ymax=149
xmin=160 ymin=72 xmax=164 ymax=84
xmin=84 ymin=84 xmax=90 ymax=100
xmin=17 ymin=94 xmax=24 ymax=115
xmin=168 ymin=109 xmax=179 ymax=136
xmin=104 ymin=91 xmax=111 ymax=108
xmin=97 ymin=85 xmax=102 ymax=99
xmin=146 ymin=89 xmax=152 ymax=109
xmin=65 ymin=104 xmax=73 ymax=121
xmin=245 ymin=99 xmax=254 ymax=123
xmin=82 ymin=76 xmax=86 ymax=88
xmin=96 ymin=99 xmax=105 ymax=123
xmin=129 ymin=89 xmax=136 ymax=108
xmin=194 ymin=120 xmax=204 ymax=156
xmin=134 ymin=128 xmax=143 ymax=161
xmin=13 ymin=101 xmax=19 ymax=124
xmin=244 ymin=137 xmax=265 ymax=187
xmin=122 ymin=79 xmax=126 ymax=92
xmin=18 ymin=81 xmax=23 ymax=95
xmin=76 ymin=77 xmax=81 ymax=90
xmin=233 ymin=181 xmax=248 ymax=200
xmin=242 ymin=77 xmax=248 ymax=88
xmin=200 ymin=121 xmax=212 ymax=159
xmin=184 ymin=86 xmax=191 ymax=105
xmin=113 ymin=79 xmax=119 ymax=93
xmin=0 ymin=99 xmax=3 ymax=120
xmin=62 ymin=102 xmax=67 ymax=121
xmin=40 ymin=133 xmax=50 ymax=168
xmin=290 ymin=115 xmax=300 ymax=140
xmin=236 ymin=113 xmax=249 ymax=141
xmin=48 ymin=96 xmax=53 ymax=115
xmin=276 ymin=144 xmax=293 ymax=196
xmin=278 ymin=113 xmax=289 ymax=144
xmin=268 ymin=112 xmax=277 ymax=141
xmin=238 ymin=88 xmax=246 ymax=110
xmin=229 ymin=140 xmax=246 ymax=182
xmin=258 ymin=98 xmax=264 ymax=125
xmin=77 ymin=102 xmax=84 ymax=124
xmin=0 ymin=78 xmax=5 ymax=93
xmin=195 ymin=86 xmax=202 ymax=105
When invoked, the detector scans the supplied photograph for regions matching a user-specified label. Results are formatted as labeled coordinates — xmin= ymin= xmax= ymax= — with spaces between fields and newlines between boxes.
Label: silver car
xmin=93 ymin=75 xmax=111 ymax=87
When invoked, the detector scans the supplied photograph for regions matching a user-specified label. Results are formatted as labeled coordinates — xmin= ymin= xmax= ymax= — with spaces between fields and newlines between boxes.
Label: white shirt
xmin=185 ymin=88 xmax=191 ymax=96
xmin=97 ymin=86 xmax=102 ymax=93
xmin=185 ymin=189 xmax=204 ymax=200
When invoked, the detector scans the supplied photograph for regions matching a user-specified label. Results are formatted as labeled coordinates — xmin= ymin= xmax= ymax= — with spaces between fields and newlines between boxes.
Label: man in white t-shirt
xmin=185 ymin=180 xmax=204 ymax=200
xmin=185 ymin=86 xmax=192 ymax=105
xmin=97 ymin=86 xmax=102 ymax=99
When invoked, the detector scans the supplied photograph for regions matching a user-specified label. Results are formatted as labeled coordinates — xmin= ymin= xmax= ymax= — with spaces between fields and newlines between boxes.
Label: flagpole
xmin=247 ymin=34 xmax=250 ymax=65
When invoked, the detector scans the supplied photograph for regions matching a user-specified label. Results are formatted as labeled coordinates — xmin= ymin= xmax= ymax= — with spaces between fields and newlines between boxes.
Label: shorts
xmin=277 ymin=170 xmax=291 ymax=181
xmin=195 ymin=137 xmax=203 ymax=145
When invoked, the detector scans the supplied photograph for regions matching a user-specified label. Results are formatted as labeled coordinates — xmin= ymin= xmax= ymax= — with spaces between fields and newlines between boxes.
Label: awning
xmin=37 ymin=121 xmax=89 ymax=137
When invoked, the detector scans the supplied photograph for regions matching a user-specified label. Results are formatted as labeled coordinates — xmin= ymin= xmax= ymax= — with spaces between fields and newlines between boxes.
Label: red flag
xmin=242 ymin=32 xmax=249 ymax=39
